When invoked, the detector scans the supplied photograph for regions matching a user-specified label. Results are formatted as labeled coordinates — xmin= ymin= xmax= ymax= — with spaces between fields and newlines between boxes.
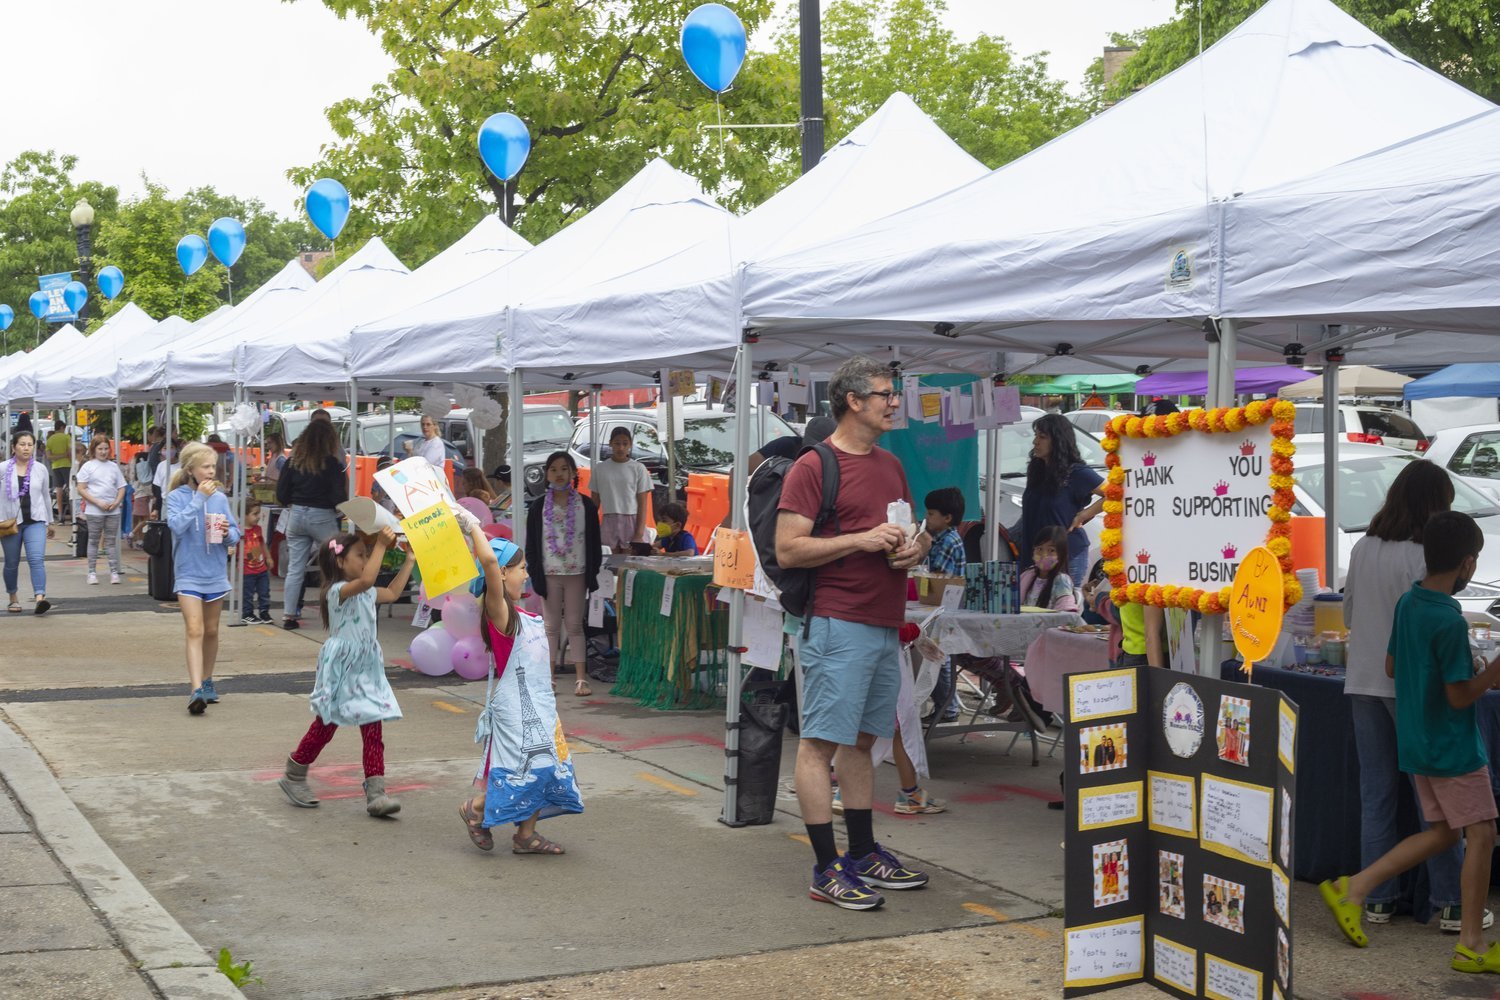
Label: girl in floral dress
xmin=277 ymin=527 xmax=415 ymax=817
xmin=459 ymin=526 xmax=584 ymax=855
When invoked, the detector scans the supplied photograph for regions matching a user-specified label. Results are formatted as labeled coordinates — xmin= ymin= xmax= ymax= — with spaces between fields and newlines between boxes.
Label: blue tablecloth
xmin=1220 ymin=661 xmax=1500 ymax=892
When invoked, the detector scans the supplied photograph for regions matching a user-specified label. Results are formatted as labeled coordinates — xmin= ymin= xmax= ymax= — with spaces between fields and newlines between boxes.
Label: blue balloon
xmin=0 ymin=305 xmax=13 ymax=331
xmin=62 ymin=281 xmax=88 ymax=315
xmin=681 ymin=4 xmax=747 ymax=94
xmin=177 ymin=235 xmax=208 ymax=276
xmin=208 ymin=217 xmax=246 ymax=268
xmin=305 ymin=178 xmax=350 ymax=241
xmin=28 ymin=291 xmax=48 ymax=320
xmin=97 ymin=266 xmax=124 ymax=300
xmin=477 ymin=112 xmax=531 ymax=182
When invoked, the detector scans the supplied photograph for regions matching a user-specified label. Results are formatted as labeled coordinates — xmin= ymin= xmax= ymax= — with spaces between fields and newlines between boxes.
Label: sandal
xmin=1452 ymin=942 xmax=1500 ymax=973
xmin=33 ymin=597 xmax=50 ymax=616
xmin=574 ymin=679 xmax=592 ymax=697
xmin=512 ymin=832 xmax=565 ymax=855
xmin=458 ymin=799 xmax=493 ymax=852
xmin=1319 ymin=876 xmax=1368 ymax=947
xmin=6 ymin=601 xmax=20 ymax=614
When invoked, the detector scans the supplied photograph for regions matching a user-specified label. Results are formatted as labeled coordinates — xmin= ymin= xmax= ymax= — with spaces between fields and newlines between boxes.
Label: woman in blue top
xmin=167 ymin=442 xmax=242 ymax=716
xmin=1018 ymin=414 xmax=1103 ymax=587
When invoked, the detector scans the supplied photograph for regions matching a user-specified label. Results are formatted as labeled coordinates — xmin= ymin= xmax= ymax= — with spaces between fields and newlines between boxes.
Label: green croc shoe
xmin=1319 ymin=876 xmax=1368 ymax=947
xmin=1452 ymin=942 xmax=1500 ymax=973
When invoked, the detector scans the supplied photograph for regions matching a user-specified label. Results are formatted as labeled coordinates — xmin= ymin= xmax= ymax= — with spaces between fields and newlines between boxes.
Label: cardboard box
xmin=916 ymin=574 xmax=965 ymax=607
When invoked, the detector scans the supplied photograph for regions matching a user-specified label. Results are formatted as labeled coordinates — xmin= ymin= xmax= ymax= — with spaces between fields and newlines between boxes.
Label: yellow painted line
xmin=254 ymin=626 xmax=279 ymax=638
xmin=788 ymin=833 xmax=811 ymax=846
xmin=568 ymin=743 xmax=593 ymax=753
xmin=962 ymin=902 xmax=1052 ymax=938
xmin=431 ymin=700 xmax=468 ymax=715
xmin=637 ymin=771 xmax=698 ymax=796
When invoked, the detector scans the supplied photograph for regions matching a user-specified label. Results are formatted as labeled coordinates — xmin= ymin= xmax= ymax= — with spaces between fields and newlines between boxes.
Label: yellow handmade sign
xmin=400 ymin=501 xmax=478 ymax=599
xmin=1230 ymin=546 xmax=1285 ymax=673
xmin=712 ymin=526 xmax=755 ymax=590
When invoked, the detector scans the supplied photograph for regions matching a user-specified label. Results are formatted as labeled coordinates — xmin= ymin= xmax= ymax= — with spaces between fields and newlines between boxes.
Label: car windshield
xmin=675 ymin=410 xmax=797 ymax=468
xmin=978 ymin=418 xmax=1107 ymax=479
xmin=353 ymin=416 xmax=422 ymax=455
xmin=1296 ymin=453 xmax=1500 ymax=532
xmin=525 ymin=410 xmax=575 ymax=447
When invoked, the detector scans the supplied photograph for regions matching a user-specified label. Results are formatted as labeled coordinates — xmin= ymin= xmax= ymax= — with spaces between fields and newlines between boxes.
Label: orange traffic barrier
xmin=1289 ymin=516 xmax=1327 ymax=588
xmin=684 ymin=472 xmax=730 ymax=553
xmin=355 ymin=455 xmax=377 ymax=498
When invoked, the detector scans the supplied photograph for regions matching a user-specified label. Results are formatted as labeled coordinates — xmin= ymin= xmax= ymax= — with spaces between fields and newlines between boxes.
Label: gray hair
xmin=828 ymin=356 xmax=890 ymax=421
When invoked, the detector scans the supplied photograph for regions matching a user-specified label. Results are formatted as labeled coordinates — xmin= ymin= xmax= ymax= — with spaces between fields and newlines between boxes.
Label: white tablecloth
xmin=904 ymin=604 xmax=1082 ymax=660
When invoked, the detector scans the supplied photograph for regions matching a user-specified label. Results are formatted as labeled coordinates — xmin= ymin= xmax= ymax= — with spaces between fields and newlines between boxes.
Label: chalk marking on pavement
xmin=431 ymin=700 xmax=468 ymax=715
xmin=254 ymin=626 xmax=278 ymax=638
xmin=788 ymin=833 xmax=811 ymax=846
xmin=637 ymin=772 xmax=698 ymax=796
xmin=962 ymin=902 xmax=1053 ymax=938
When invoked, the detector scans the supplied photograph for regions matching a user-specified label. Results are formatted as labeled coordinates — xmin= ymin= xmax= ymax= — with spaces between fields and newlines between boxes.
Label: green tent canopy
xmin=1025 ymin=373 xmax=1140 ymax=395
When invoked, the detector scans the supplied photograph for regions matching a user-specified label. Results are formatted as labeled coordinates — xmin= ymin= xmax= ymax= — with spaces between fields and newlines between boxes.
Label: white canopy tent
xmin=31 ymin=303 xmax=161 ymax=406
xmin=349 ymin=157 xmax=732 ymax=387
xmin=507 ymin=92 xmax=990 ymax=377
xmin=0 ymin=325 xmax=86 ymax=407
xmin=738 ymin=0 xmax=1492 ymax=374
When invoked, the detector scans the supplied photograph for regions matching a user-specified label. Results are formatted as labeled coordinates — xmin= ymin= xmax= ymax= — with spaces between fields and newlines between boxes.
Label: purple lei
xmin=545 ymin=487 xmax=581 ymax=558
xmin=3 ymin=457 xmax=33 ymax=501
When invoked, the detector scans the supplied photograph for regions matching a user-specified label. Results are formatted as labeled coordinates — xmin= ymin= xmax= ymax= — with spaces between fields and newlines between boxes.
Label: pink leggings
xmin=542 ymin=573 xmax=588 ymax=666
xmin=291 ymin=718 xmax=384 ymax=777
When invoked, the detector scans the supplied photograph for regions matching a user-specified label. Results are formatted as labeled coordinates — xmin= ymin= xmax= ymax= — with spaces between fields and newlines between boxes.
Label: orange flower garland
xmin=1105 ymin=399 xmax=1301 ymax=612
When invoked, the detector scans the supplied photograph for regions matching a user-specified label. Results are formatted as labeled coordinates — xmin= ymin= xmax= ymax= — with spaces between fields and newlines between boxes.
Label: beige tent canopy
xmin=1279 ymin=365 xmax=1412 ymax=399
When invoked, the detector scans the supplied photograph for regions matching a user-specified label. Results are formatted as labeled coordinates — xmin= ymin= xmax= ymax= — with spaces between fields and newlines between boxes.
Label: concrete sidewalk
xmin=3 ymin=534 xmax=1500 ymax=999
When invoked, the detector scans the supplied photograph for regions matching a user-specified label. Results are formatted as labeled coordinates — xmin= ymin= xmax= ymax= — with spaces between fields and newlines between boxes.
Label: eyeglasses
xmin=860 ymin=389 xmax=901 ymax=406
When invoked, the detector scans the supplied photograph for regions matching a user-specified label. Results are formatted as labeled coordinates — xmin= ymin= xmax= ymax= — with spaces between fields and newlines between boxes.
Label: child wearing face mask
xmin=524 ymin=451 xmax=603 ymax=697
xmin=1019 ymin=524 xmax=1078 ymax=612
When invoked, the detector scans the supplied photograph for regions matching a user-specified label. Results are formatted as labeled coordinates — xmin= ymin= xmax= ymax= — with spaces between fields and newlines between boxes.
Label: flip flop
xmin=574 ymin=679 xmax=592 ymax=697
xmin=6 ymin=601 xmax=20 ymax=614
xmin=1319 ymin=876 xmax=1368 ymax=947
xmin=512 ymin=832 xmax=565 ymax=855
xmin=458 ymin=800 xmax=493 ymax=852
xmin=33 ymin=598 xmax=50 ymax=616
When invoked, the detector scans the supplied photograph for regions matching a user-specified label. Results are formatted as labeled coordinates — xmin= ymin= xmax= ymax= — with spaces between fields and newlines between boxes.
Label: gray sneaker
xmin=1440 ymin=905 xmax=1496 ymax=933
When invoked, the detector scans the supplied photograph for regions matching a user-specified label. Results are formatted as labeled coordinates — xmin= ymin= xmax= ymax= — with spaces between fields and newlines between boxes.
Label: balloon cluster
xmin=453 ymin=383 xmax=504 ymax=430
xmin=408 ymin=593 xmax=490 ymax=680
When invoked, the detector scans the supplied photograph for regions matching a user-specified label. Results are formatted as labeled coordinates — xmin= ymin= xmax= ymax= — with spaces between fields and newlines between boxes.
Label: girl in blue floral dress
xmin=277 ymin=527 xmax=415 ymax=817
xmin=458 ymin=526 xmax=583 ymax=855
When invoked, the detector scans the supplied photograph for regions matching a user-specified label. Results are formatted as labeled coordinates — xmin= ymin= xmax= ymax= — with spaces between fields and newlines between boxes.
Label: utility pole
xmin=799 ymin=0 xmax=824 ymax=173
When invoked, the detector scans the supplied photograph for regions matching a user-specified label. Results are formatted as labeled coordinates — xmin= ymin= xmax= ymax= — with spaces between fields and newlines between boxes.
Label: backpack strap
xmin=800 ymin=442 xmax=842 ymax=638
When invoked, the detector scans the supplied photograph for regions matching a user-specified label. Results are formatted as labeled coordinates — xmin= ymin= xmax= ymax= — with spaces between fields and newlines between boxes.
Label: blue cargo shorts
xmin=798 ymin=616 xmax=900 ymax=746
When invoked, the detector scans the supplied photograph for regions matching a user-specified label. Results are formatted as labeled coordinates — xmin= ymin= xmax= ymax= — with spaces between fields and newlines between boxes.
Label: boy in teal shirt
xmin=1321 ymin=511 xmax=1500 ymax=972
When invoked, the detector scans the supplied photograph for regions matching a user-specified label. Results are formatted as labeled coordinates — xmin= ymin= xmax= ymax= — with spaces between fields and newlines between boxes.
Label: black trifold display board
xmin=1061 ymin=666 xmax=1298 ymax=1000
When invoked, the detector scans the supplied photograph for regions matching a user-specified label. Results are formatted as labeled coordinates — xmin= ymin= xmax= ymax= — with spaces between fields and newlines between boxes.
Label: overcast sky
xmin=0 ymin=0 xmax=1174 ymax=217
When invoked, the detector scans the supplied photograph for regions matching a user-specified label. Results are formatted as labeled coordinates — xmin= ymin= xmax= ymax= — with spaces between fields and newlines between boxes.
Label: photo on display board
xmin=1079 ymin=723 xmax=1129 ymax=775
xmin=1162 ymin=681 xmax=1205 ymax=758
xmin=1216 ymin=695 xmax=1252 ymax=766
xmin=1279 ymin=788 xmax=1292 ymax=870
xmin=1093 ymin=840 xmax=1131 ymax=907
xmin=1277 ymin=927 xmax=1290 ymax=986
xmin=1158 ymin=850 xmax=1186 ymax=919
xmin=1203 ymin=874 xmax=1247 ymax=934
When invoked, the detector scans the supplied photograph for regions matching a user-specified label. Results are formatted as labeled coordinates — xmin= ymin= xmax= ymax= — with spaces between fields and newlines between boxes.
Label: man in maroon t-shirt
xmin=776 ymin=356 xmax=933 ymax=911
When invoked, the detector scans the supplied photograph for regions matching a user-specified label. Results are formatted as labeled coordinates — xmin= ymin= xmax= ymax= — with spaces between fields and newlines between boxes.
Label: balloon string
xmin=715 ymin=93 xmax=726 ymax=175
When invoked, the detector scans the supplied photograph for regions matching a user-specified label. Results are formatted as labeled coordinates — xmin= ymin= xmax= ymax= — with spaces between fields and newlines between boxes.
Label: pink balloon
xmin=441 ymin=593 xmax=482 ymax=638
xmin=458 ymin=497 xmax=494 ymax=524
xmin=451 ymin=634 xmax=490 ymax=680
xmin=409 ymin=624 xmax=455 ymax=676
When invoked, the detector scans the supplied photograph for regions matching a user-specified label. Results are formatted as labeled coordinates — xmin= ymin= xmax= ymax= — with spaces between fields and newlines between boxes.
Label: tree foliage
xmin=0 ymin=151 xmax=118 ymax=349
xmin=1107 ymin=0 xmax=1500 ymax=102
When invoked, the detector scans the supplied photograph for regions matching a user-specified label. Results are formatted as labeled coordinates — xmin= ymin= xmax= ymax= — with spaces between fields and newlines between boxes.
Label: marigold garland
xmin=1104 ymin=401 xmax=1299 ymax=613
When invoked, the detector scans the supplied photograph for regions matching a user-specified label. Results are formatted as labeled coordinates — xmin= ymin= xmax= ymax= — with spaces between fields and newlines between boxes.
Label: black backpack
xmin=746 ymin=441 xmax=839 ymax=619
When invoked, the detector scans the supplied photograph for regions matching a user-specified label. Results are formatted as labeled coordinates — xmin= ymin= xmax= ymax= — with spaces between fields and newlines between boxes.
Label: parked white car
xmin=1065 ymin=408 xmax=1134 ymax=436
xmin=1424 ymin=423 xmax=1500 ymax=504
xmin=1292 ymin=402 xmax=1430 ymax=452
xmin=1291 ymin=441 xmax=1500 ymax=624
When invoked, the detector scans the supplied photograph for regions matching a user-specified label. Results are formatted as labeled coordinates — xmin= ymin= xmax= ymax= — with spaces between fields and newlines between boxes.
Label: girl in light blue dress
xmin=458 ymin=527 xmax=583 ymax=855
xmin=277 ymin=527 xmax=415 ymax=817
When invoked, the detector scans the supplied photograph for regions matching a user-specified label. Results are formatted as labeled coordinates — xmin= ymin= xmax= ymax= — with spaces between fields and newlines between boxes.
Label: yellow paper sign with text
xmin=1230 ymin=545 xmax=1285 ymax=670
xmin=400 ymin=501 xmax=479 ymax=599
xmin=712 ymin=527 xmax=756 ymax=590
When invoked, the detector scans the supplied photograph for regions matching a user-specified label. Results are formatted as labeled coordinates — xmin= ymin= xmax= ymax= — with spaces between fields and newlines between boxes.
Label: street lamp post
xmin=70 ymin=198 xmax=95 ymax=324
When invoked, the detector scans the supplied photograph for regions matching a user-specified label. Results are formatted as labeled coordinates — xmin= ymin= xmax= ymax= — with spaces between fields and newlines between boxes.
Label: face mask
xmin=1034 ymin=554 xmax=1059 ymax=573
xmin=656 ymin=521 xmax=674 ymax=537
xmin=547 ymin=481 xmax=570 ymax=491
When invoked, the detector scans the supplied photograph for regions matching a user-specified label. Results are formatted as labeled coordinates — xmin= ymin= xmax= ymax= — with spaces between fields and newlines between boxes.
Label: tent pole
xmin=228 ymin=385 xmax=244 ymax=622
xmin=1322 ymin=344 xmax=1340 ymax=589
xmin=589 ymin=387 xmax=600 ymax=480
xmin=1197 ymin=325 xmax=1233 ymax=677
xmin=386 ymin=406 xmax=395 ymax=461
xmin=1205 ymin=339 xmax=1222 ymax=409
xmin=508 ymin=368 xmax=526 ymax=553
xmin=1219 ymin=320 xmax=1238 ymax=405
xmin=985 ymin=353 xmax=1004 ymax=564
xmin=347 ymin=378 xmax=359 ymax=498
xmin=721 ymin=334 xmax=753 ymax=827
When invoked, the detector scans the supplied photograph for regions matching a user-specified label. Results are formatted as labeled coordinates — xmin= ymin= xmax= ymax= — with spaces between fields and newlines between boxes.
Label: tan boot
xmin=364 ymin=776 xmax=401 ymax=817
xmin=278 ymin=757 xmax=318 ymax=808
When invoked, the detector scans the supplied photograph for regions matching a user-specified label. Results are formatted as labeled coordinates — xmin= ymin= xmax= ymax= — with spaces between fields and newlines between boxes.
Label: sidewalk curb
xmin=0 ymin=720 xmax=243 ymax=1000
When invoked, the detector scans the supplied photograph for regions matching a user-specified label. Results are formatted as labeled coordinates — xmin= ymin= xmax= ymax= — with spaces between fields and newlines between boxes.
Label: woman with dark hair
xmin=1343 ymin=459 xmax=1481 ymax=931
xmin=276 ymin=418 xmax=348 ymax=630
xmin=1 ymin=430 xmax=55 ymax=614
xmin=1019 ymin=413 xmax=1104 ymax=586
xmin=525 ymin=451 xmax=602 ymax=696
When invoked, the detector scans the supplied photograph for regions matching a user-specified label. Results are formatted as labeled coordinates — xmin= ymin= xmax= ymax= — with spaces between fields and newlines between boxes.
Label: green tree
xmin=780 ymin=0 xmax=1087 ymax=170
xmin=290 ymin=0 xmax=797 ymax=266
xmin=0 ymin=151 xmax=118 ymax=349
xmin=1107 ymin=1 xmax=1500 ymax=102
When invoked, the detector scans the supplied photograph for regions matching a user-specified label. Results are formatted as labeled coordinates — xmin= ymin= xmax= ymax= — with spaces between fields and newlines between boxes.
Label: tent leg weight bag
xmin=731 ymin=680 xmax=789 ymax=826
xmin=142 ymin=521 xmax=175 ymax=602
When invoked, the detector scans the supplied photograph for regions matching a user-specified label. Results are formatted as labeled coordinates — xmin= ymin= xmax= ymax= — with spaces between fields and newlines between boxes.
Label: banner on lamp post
xmin=37 ymin=272 xmax=76 ymax=323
